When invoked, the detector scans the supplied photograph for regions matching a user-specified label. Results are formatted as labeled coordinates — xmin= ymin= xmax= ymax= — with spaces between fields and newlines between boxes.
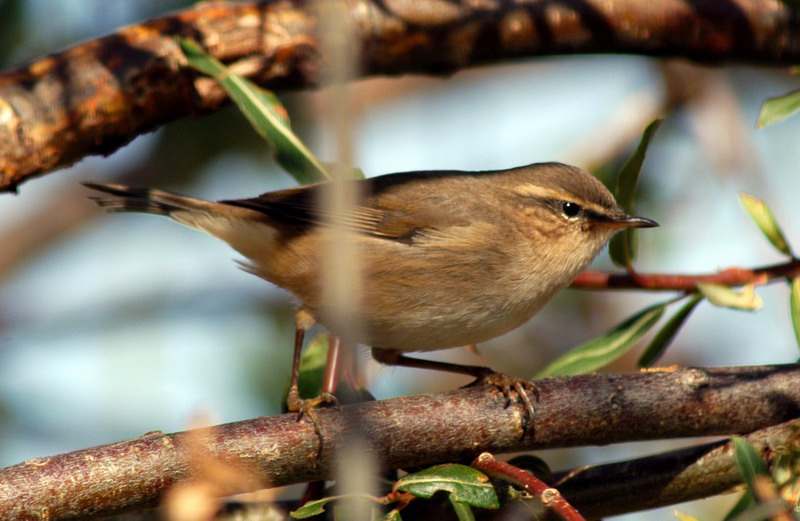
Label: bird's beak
xmin=602 ymin=214 xmax=659 ymax=229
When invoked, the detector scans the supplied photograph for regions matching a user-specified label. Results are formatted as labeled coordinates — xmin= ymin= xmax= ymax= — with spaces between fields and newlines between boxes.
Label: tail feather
xmin=82 ymin=182 xmax=222 ymax=216
xmin=82 ymin=182 xmax=279 ymax=265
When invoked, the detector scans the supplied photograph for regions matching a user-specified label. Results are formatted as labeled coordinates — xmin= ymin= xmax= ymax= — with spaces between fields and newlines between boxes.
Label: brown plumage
xmin=85 ymin=162 xmax=657 ymax=417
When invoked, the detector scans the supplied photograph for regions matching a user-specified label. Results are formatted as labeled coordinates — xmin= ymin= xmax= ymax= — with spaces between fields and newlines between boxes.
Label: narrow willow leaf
xmin=178 ymin=38 xmax=330 ymax=184
xmin=722 ymin=491 xmax=756 ymax=521
xmin=757 ymin=88 xmax=800 ymax=128
xmin=448 ymin=495 xmax=476 ymax=521
xmin=395 ymin=465 xmax=499 ymax=509
xmin=638 ymin=295 xmax=703 ymax=367
xmin=322 ymin=162 xmax=366 ymax=180
xmin=732 ymin=437 xmax=769 ymax=488
xmin=291 ymin=496 xmax=340 ymax=519
xmin=537 ymin=302 xmax=666 ymax=377
xmin=697 ymin=283 xmax=763 ymax=311
xmin=791 ymin=278 xmax=800 ymax=351
xmin=739 ymin=193 xmax=792 ymax=256
xmin=672 ymin=511 xmax=702 ymax=521
xmin=609 ymin=118 xmax=662 ymax=268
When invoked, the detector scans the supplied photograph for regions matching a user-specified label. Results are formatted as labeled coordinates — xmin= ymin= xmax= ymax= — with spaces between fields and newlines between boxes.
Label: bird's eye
xmin=560 ymin=201 xmax=581 ymax=218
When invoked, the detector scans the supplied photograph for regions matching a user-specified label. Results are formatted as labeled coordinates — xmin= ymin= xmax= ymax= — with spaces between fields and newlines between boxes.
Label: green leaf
xmin=732 ymin=437 xmax=769 ymax=489
xmin=395 ymin=465 xmax=500 ymax=509
xmin=293 ymin=494 xmax=382 ymax=519
xmin=791 ymin=278 xmax=800 ymax=351
xmin=722 ymin=491 xmax=757 ymax=521
xmin=178 ymin=37 xmax=330 ymax=184
xmin=537 ymin=302 xmax=666 ymax=377
xmin=609 ymin=118 xmax=662 ymax=268
xmin=638 ymin=295 xmax=703 ymax=367
xmin=383 ymin=509 xmax=403 ymax=521
xmin=291 ymin=496 xmax=340 ymax=519
xmin=322 ymin=162 xmax=366 ymax=180
xmin=696 ymin=283 xmax=763 ymax=311
xmin=448 ymin=495 xmax=476 ymax=521
xmin=739 ymin=193 xmax=792 ymax=256
xmin=757 ymin=88 xmax=800 ymax=128
xmin=298 ymin=333 xmax=329 ymax=399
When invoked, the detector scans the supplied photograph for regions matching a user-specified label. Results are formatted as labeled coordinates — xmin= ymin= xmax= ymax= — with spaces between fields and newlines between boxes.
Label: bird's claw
xmin=286 ymin=387 xmax=339 ymax=435
xmin=468 ymin=369 xmax=539 ymax=420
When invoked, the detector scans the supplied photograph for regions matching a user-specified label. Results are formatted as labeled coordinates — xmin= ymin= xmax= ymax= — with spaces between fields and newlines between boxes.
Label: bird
xmin=84 ymin=162 xmax=657 ymax=419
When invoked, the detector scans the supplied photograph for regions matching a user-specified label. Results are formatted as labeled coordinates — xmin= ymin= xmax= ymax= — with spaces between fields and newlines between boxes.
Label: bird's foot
xmin=286 ymin=387 xmax=339 ymax=435
xmin=467 ymin=369 xmax=539 ymax=420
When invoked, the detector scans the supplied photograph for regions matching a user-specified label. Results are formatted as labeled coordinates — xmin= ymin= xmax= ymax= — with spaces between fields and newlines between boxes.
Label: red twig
xmin=571 ymin=258 xmax=800 ymax=292
xmin=471 ymin=453 xmax=585 ymax=521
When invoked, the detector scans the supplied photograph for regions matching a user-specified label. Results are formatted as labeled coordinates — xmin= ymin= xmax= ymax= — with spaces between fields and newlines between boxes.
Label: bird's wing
xmin=222 ymin=177 xmax=472 ymax=244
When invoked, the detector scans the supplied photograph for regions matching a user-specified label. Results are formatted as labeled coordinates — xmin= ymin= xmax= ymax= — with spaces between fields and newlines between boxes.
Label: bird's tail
xmin=83 ymin=183 xmax=278 ymax=269
xmin=82 ymin=183 xmax=219 ymax=216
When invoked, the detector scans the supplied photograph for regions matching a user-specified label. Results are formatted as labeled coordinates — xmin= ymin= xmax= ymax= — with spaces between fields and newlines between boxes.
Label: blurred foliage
xmin=0 ymin=0 xmax=24 ymax=67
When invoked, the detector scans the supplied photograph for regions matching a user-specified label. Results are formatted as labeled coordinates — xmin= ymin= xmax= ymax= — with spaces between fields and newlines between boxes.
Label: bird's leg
xmin=286 ymin=310 xmax=338 ymax=432
xmin=371 ymin=347 xmax=538 ymax=419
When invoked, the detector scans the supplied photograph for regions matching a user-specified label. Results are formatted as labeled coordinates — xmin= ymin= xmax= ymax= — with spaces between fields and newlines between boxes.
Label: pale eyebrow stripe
xmin=511 ymin=184 xmax=612 ymax=215
xmin=511 ymin=184 xmax=573 ymax=201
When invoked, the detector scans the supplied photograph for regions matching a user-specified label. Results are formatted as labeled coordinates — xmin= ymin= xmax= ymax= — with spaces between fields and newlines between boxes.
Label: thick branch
xmin=2 ymin=364 xmax=799 ymax=520
xmin=1 ymin=0 xmax=800 ymax=190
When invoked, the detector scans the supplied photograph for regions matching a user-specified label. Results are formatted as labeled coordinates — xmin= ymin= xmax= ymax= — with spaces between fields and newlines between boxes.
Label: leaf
xmin=732 ymin=437 xmax=769 ymax=488
xmin=791 ymin=278 xmax=800 ymax=350
xmin=322 ymin=162 xmax=366 ymax=180
xmin=536 ymin=302 xmax=666 ymax=377
xmin=757 ymin=88 xmax=800 ymax=128
xmin=609 ymin=118 xmax=662 ymax=268
xmin=383 ymin=509 xmax=403 ymax=521
xmin=696 ymin=283 xmax=763 ymax=311
xmin=178 ymin=37 xmax=330 ymax=184
xmin=722 ymin=491 xmax=756 ymax=521
xmin=448 ymin=495 xmax=476 ymax=521
xmin=291 ymin=496 xmax=340 ymax=519
xmin=395 ymin=464 xmax=500 ymax=509
xmin=638 ymin=295 xmax=703 ymax=367
xmin=298 ymin=333 xmax=329 ymax=399
xmin=672 ymin=510 xmax=703 ymax=521
xmin=614 ymin=119 xmax=662 ymax=212
xmin=739 ymin=193 xmax=792 ymax=256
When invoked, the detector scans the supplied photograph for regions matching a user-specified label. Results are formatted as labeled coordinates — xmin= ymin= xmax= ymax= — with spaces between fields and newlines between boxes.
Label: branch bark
xmin=1 ymin=0 xmax=799 ymax=191
xmin=572 ymin=258 xmax=800 ymax=291
xmin=2 ymin=364 xmax=799 ymax=520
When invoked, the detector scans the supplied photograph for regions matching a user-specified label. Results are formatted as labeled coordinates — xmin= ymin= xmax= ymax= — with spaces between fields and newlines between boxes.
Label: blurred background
xmin=1 ymin=1 xmax=800 ymax=519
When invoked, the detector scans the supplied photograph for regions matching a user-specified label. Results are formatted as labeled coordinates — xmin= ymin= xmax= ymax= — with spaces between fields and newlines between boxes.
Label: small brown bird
xmin=85 ymin=162 xmax=657 ymax=417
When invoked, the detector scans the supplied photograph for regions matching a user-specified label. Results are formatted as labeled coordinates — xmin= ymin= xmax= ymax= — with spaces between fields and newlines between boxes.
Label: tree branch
xmin=514 ymin=419 xmax=800 ymax=520
xmin=2 ymin=364 xmax=799 ymax=520
xmin=572 ymin=258 xmax=800 ymax=291
xmin=2 ymin=0 xmax=799 ymax=191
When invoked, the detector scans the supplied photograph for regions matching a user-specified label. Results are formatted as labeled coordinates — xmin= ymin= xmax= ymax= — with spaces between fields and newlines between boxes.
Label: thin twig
xmin=572 ymin=258 xmax=800 ymax=291
xmin=472 ymin=453 xmax=585 ymax=521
